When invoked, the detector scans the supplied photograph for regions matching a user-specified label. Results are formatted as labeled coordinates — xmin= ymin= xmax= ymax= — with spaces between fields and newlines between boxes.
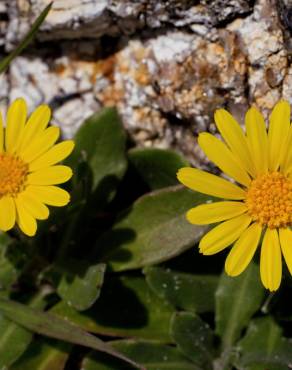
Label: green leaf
xmin=0 ymin=315 xmax=32 ymax=369
xmin=0 ymin=298 xmax=144 ymax=369
xmin=57 ymin=262 xmax=106 ymax=311
xmin=234 ymin=317 xmax=292 ymax=370
xmin=67 ymin=108 xmax=127 ymax=201
xmin=0 ymin=233 xmax=18 ymax=290
xmin=0 ymin=3 xmax=52 ymax=74
xmin=128 ymin=148 xmax=189 ymax=190
xmin=215 ymin=262 xmax=264 ymax=349
xmin=52 ymin=276 xmax=175 ymax=342
xmin=0 ymin=281 xmax=49 ymax=369
xmin=144 ymin=266 xmax=218 ymax=313
xmin=96 ymin=187 xmax=210 ymax=271
xmin=83 ymin=340 xmax=199 ymax=370
xmin=11 ymin=338 xmax=71 ymax=370
xmin=171 ymin=312 xmax=214 ymax=369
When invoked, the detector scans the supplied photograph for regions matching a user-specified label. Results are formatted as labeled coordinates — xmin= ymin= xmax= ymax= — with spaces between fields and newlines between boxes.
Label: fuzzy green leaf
xmin=57 ymin=262 xmax=106 ymax=311
xmin=67 ymin=108 xmax=127 ymax=201
xmin=0 ymin=298 xmax=144 ymax=369
xmin=0 ymin=315 xmax=32 ymax=369
xmin=52 ymin=276 xmax=175 ymax=342
xmin=234 ymin=317 xmax=292 ymax=370
xmin=171 ymin=312 xmax=214 ymax=369
xmin=11 ymin=338 xmax=71 ymax=370
xmin=128 ymin=148 xmax=189 ymax=190
xmin=96 ymin=187 xmax=210 ymax=271
xmin=215 ymin=262 xmax=264 ymax=349
xmin=144 ymin=266 xmax=218 ymax=313
xmin=83 ymin=340 xmax=199 ymax=370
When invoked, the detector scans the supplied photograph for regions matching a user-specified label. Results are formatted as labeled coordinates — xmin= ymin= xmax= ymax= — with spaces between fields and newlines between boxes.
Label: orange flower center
xmin=0 ymin=153 xmax=28 ymax=197
xmin=245 ymin=172 xmax=292 ymax=229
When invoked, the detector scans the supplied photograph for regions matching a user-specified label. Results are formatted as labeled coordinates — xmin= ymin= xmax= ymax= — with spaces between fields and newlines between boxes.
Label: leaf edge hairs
xmin=177 ymin=100 xmax=292 ymax=292
xmin=0 ymin=98 xmax=74 ymax=236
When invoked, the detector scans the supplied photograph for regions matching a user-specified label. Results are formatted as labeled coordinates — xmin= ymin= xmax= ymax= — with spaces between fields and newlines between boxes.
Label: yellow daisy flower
xmin=177 ymin=100 xmax=292 ymax=291
xmin=0 ymin=98 xmax=74 ymax=237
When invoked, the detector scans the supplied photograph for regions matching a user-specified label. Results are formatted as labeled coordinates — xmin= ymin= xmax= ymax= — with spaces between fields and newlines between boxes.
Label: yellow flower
xmin=0 ymin=98 xmax=74 ymax=236
xmin=177 ymin=100 xmax=292 ymax=291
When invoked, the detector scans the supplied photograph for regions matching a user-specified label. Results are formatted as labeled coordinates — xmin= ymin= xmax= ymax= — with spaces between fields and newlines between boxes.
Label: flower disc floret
xmin=0 ymin=153 xmax=28 ymax=197
xmin=245 ymin=172 xmax=292 ymax=229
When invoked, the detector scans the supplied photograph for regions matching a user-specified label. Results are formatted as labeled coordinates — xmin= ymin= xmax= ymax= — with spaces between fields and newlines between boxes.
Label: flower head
xmin=177 ymin=100 xmax=292 ymax=291
xmin=0 ymin=98 xmax=74 ymax=236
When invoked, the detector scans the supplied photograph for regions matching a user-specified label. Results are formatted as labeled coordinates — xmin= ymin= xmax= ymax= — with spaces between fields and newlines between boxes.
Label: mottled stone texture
xmin=1 ymin=0 xmax=292 ymax=164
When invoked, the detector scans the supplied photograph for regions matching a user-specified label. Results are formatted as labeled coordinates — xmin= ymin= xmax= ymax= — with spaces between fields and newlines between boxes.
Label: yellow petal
xmin=17 ymin=104 xmax=51 ymax=153
xmin=5 ymin=98 xmax=27 ymax=153
xmin=27 ymin=185 xmax=70 ymax=206
xmin=29 ymin=141 xmax=75 ymax=172
xmin=260 ymin=229 xmax=282 ymax=291
xmin=225 ymin=223 xmax=262 ymax=276
xmin=245 ymin=106 xmax=268 ymax=175
xmin=15 ymin=198 xmax=37 ymax=236
xmin=199 ymin=213 xmax=252 ymax=255
xmin=177 ymin=167 xmax=246 ymax=200
xmin=198 ymin=133 xmax=251 ymax=186
xmin=268 ymin=100 xmax=290 ymax=171
xmin=0 ymin=197 xmax=15 ymax=231
xmin=187 ymin=201 xmax=247 ymax=225
xmin=20 ymin=126 xmax=60 ymax=163
xmin=0 ymin=110 xmax=4 ymax=152
xmin=16 ymin=191 xmax=49 ymax=220
xmin=214 ymin=109 xmax=256 ymax=176
xmin=281 ymin=125 xmax=292 ymax=174
xmin=279 ymin=228 xmax=292 ymax=276
xmin=27 ymin=166 xmax=72 ymax=185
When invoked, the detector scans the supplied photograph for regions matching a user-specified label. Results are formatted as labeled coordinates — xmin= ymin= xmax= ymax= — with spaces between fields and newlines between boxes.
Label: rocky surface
xmin=1 ymin=0 xmax=291 ymax=165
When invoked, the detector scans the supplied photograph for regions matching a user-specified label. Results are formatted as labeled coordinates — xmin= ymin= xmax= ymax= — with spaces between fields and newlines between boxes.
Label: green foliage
xmin=57 ymin=262 xmax=106 ymax=311
xmin=144 ymin=266 xmax=218 ymax=313
xmin=83 ymin=340 xmax=199 ymax=370
xmin=96 ymin=186 xmax=209 ymax=271
xmin=215 ymin=262 xmax=265 ymax=349
xmin=0 ymin=315 xmax=32 ymax=369
xmin=11 ymin=339 xmax=71 ymax=370
xmin=233 ymin=317 xmax=292 ymax=370
xmin=67 ymin=107 xmax=127 ymax=203
xmin=171 ymin=312 xmax=215 ymax=368
xmin=128 ymin=147 xmax=189 ymax=190
xmin=0 ymin=106 xmax=290 ymax=370
xmin=52 ymin=276 xmax=175 ymax=342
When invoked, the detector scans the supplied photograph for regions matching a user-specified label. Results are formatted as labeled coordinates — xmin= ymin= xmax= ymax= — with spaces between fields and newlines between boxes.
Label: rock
xmin=6 ymin=0 xmax=253 ymax=47
xmin=8 ymin=41 xmax=101 ymax=138
xmin=1 ymin=0 xmax=292 ymax=165
xmin=228 ymin=0 xmax=287 ymax=116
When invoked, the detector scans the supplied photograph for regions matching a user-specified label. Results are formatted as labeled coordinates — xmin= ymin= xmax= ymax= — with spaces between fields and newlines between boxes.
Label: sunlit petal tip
xmin=214 ymin=108 xmax=231 ymax=121
xmin=279 ymin=228 xmax=292 ymax=276
xmin=268 ymin=100 xmax=291 ymax=171
xmin=198 ymin=131 xmax=251 ymax=186
xmin=27 ymin=165 xmax=73 ymax=186
xmin=177 ymin=167 xmax=191 ymax=179
xmin=225 ymin=223 xmax=262 ymax=277
xmin=0 ymin=197 xmax=16 ymax=231
xmin=15 ymin=199 xmax=37 ymax=237
xmin=177 ymin=167 xmax=246 ymax=200
xmin=13 ymin=97 xmax=27 ymax=107
xmin=273 ymin=99 xmax=290 ymax=110
xmin=260 ymin=229 xmax=282 ymax=292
